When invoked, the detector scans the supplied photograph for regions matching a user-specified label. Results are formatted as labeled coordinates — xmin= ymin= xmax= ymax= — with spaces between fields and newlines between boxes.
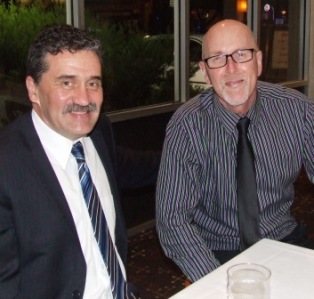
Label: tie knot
xmin=71 ymin=141 xmax=85 ymax=162
xmin=237 ymin=117 xmax=250 ymax=134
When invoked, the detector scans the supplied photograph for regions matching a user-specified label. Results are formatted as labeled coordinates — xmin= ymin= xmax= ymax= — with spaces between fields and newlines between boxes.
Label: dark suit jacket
xmin=0 ymin=112 xmax=129 ymax=299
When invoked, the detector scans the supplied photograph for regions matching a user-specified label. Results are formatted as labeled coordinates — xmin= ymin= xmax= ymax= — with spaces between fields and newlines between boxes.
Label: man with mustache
xmin=0 ymin=24 xmax=142 ymax=298
xmin=156 ymin=19 xmax=314 ymax=283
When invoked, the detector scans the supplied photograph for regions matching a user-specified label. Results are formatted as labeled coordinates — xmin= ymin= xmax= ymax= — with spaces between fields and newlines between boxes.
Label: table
xmin=169 ymin=239 xmax=314 ymax=299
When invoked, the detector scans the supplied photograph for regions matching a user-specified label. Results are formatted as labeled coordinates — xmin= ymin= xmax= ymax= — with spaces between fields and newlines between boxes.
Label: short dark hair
xmin=26 ymin=24 xmax=103 ymax=84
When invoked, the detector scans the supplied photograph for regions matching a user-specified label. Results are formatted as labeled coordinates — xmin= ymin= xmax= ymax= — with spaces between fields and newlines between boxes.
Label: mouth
xmin=71 ymin=111 xmax=92 ymax=115
xmin=225 ymin=79 xmax=244 ymax=88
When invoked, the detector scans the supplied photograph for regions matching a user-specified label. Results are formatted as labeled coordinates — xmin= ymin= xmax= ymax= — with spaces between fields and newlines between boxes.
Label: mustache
xmin=62 ymin=103 xmax=97 ymax=114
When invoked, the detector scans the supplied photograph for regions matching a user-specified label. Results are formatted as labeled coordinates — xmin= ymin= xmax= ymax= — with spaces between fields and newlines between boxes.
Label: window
xmin=0 ymin=1 xmax=66 ymax=128
xmin=84 ymin=0 xmax=177 ymax=111
xmin=0 ymin=0 xmax=310 ymax=128
xmin=258 ymin=0 xmax=306 ymax=84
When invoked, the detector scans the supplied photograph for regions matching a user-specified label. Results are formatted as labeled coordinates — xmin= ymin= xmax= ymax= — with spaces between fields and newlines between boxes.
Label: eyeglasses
xmin=203 ymin=48 xmax=257 ymax=69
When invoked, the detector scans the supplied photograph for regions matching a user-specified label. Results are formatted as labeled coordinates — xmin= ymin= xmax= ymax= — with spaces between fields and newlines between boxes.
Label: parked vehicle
xmin=144 ymin=34 xmax=209 ymax=91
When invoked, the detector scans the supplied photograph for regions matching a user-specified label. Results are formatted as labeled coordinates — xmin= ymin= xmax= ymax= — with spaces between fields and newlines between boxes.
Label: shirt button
xmin=72 ymin=290 xmax=82 ymax=298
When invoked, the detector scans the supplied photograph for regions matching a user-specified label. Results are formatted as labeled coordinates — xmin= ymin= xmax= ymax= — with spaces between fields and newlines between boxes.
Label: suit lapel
xmin=91 ymin=130 xmax=118 ymax=197
xmin=20 ymin=113 xmax=81 ymax=241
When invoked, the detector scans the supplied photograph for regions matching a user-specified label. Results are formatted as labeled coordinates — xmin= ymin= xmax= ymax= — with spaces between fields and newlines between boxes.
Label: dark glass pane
xmin=259 ymin=0 xmax=303 ymax=82
xmin=0 ymin=1 xmax=65 ymax=128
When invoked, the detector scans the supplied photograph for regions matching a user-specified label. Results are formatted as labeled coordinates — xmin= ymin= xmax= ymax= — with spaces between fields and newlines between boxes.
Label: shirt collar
xmin=213 ymin=89 xmax=262 ymax=134
xmin=32 ymin=110 xmax=78 ymax=169
xmin=247 ymin=89 xmax=262 ymax=126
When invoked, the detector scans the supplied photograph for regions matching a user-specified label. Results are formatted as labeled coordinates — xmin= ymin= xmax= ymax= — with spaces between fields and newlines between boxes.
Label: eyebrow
xmin=206 ymin=51 xmax=225 ymax=57
xmin=56 ymin=75 xmax=102 ymax=81
xmin=207 ymin=49 xmax=251 ymax=57
xmin=89 ymin=75 xmax=102 ymax=81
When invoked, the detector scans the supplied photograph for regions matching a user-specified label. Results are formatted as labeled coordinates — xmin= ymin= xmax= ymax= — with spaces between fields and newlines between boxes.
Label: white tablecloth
xmin=169 ymin=239 xmax=314 ymax=299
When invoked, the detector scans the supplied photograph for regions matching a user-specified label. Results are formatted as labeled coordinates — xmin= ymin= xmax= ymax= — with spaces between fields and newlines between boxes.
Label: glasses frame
xmin=203 ymin=48 xmax=257 ymax=69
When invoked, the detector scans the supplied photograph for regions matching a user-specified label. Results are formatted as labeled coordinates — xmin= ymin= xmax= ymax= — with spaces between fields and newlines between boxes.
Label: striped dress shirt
xmin=156 ymin=81 xmax=314 ymax=281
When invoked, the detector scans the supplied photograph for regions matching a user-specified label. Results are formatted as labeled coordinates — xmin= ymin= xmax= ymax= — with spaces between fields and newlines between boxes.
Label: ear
xmin=26 ymin=76 xmax=40 ymax=106
xmin=256 ymin=50 xmax=263 ymax=77
xmin=199 ymin=61 xmax=212 ymax=85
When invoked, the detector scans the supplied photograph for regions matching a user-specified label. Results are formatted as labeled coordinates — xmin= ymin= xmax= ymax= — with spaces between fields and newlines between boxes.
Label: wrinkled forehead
xmin=202 ymin=22 xmax=258 ymax=58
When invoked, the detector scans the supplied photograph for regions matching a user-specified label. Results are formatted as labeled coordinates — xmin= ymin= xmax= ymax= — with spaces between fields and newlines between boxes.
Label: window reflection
xmin=259 ymin=0 xmax=303 ymax=83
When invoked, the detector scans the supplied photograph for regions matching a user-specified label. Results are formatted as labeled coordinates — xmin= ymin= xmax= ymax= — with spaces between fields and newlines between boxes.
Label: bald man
xmin=156 ymin=19 xmax=314 ymax=282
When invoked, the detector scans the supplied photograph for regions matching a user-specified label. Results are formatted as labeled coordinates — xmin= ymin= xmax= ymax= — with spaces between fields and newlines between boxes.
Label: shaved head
xmin=202 ymin=19 xmax=259 ymax=60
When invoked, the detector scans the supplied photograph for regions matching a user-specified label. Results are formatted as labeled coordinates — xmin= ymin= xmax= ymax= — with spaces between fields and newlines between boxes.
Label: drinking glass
xmin=227 ymin=263 xmax=271 ymax=299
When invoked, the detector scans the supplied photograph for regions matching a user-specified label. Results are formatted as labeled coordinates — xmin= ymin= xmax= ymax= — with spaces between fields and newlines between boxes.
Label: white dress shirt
xmin=32 ymin=110 xmax=126 ymax=299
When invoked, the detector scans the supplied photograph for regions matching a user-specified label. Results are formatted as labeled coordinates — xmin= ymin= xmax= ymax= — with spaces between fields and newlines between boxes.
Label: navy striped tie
xmin=72 ymin=141 xmax=127 ymax=299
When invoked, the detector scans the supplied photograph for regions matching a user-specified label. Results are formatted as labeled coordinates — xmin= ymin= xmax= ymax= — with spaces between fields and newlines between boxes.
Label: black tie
xmin=236 ymin=117 xmax=260 ymax=250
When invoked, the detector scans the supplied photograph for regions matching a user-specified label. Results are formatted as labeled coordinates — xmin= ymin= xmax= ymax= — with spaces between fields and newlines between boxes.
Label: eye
xmin=210 ymin=55 xmax=224 ymax=63
xmin=57 ymin=76 xmax=75 ymax=89
xmin=236 ymin=50 xmax=247 ymax=58
xmin=87 ymin=80 xmax=102 ymax=90
xmin=61 ymin=80 xmax=73 ymax=89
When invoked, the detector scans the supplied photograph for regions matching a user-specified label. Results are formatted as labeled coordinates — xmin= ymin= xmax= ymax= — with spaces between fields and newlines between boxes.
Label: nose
xmin=75 ymin=85 xmax=90 ymax=105
xmin=225 ymin=55 xmax=238 ymax=72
